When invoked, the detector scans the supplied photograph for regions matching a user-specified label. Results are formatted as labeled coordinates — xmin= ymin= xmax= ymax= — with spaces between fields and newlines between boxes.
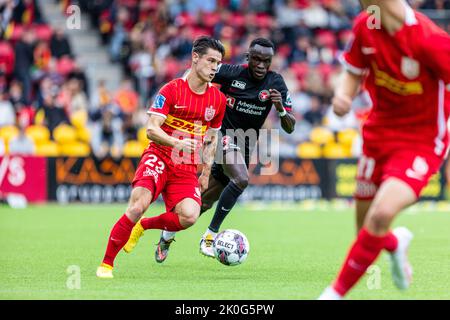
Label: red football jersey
xmin=146 ymin=75 xmax=227 ymax=172
xmin=342 ymin=3 xmax=450 ymax=157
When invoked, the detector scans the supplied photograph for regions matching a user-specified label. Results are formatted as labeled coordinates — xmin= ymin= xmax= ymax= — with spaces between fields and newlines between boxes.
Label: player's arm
xmin=146 ymin=114 xmax=197 ymax=153
xmin=199 ymin=96 xmax=227 ymax=191
xmin=199 ymin=128 xmax=219 ymax=192
xmin=332 ymin=71 xmax=363 ymax=117
xmin=269 ymin=88 xmax=296 ymax=133
xmin=333 ymin=14 xmax=368 ymax=116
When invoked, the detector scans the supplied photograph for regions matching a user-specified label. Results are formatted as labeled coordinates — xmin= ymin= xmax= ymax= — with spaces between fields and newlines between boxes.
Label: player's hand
xmin=269 ymin=89 xmax=283 ymax=110
xmin=174 ymin=138 xmax=198 ymax=154
xmin=198 ymin=173 xmax=209 ymax=193
xmin=332 ymin=93 xmax=353 ymax=117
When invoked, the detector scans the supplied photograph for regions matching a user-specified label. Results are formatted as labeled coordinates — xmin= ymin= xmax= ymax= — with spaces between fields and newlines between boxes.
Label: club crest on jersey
xmin=401 ymin=57 xmax=420 ymax=80
xmin=205 ymin=106 xmax=216 ymax=121
xmin=258 ymin=90 xmax=270 ymax=102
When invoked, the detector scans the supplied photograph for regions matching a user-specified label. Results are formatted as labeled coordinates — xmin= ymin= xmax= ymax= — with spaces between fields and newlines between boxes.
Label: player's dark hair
xmin=192 ymin=36 xmax=225 ymax=57
xmin=249 ymin=38 xmax=275 ymax=50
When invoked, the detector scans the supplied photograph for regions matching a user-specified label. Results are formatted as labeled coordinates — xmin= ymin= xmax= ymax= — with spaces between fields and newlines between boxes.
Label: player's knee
xmin=232 ymin=176 xmax=249 ymax=190
xmin=367 ymin=205 xmax=396 ymax=233
xmin=127 ymin=203 xmax=146 ymax=221
xmin=179 ymin=211 xmax=199 ymax=228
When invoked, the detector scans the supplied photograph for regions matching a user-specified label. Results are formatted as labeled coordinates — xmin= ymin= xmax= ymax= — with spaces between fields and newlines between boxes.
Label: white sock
xmin=162 ymin=231 xmax=176 ymax=241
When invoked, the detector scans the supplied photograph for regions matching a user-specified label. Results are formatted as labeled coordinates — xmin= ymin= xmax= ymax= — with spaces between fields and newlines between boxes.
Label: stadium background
xmin=1 ymin=0 xmax=450 ymax=301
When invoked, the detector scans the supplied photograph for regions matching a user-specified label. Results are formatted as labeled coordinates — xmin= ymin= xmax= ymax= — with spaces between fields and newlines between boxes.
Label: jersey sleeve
xmin=421 ymin=32 xmax=450 ymax=84
xmin=147 ymin=81 xmax=176 ymax=119
xmin=340 ymin=15 xmax=369 ymax=76
xmin=273 ymin=74 xmax=293 ymax=112
xmin=212 ymin=64 xmax=243 ymax=85
xmin=209 ymin=93 xmax=227 ymax=130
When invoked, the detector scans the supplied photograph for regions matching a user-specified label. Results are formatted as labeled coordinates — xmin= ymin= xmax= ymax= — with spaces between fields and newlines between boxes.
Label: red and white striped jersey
xmin=146 ymin=75 xmax=227 ymax=172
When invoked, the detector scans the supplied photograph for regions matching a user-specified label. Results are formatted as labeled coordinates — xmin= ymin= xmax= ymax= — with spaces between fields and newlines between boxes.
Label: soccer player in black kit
xmin=124 ymin=38 xmax=296 ymax=260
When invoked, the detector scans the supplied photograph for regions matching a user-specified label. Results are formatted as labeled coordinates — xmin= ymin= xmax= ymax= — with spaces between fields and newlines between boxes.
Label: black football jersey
xmin=212 ymin=64 xmax=293 ymax=163
xmin=213 ymin=64 xmax=292 ymax=133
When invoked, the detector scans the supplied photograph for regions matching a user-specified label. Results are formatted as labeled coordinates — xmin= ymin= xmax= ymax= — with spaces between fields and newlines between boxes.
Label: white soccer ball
xmin=213 ymin=229 xmax=250 ymax=266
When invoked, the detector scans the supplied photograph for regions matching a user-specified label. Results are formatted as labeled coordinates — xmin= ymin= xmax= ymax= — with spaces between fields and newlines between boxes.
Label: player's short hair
xmin=249 ymin=38 xmax=275 ymax=50
xmin=192 ymin=36 xmax=225 ymax=57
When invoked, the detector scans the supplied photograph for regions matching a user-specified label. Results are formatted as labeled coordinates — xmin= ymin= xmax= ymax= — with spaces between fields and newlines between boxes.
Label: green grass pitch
xmin=0 ymin=202 xmax=449 ymax=300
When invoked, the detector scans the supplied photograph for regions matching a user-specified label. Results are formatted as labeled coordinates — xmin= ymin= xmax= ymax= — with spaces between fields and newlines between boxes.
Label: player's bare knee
xmin=126 ymin=203 xmax=146 ymax=221
xmin=179 ymin=211 xmax=199 ymax=228
xmin=367 ymin=205 xmax=395 ymax=233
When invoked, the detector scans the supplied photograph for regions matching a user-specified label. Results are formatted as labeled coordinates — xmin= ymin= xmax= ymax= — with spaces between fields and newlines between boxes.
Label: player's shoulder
xmin=414 ymin=11 xmax=448 ymax=37
xmin=216 ymin=63 xmax=246 ymax=77
xmin=159 ymin=78 xmax=181 ymax=93
xmin=209 ymin=84 xmax=227 ymax=100
xmin=266 ymin=70 xmax=287 ymax=88
xmin=352 ymin=11 xmax=371 ymax=32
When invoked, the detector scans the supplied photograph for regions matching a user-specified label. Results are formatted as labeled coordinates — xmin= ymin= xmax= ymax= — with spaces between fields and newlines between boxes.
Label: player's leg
xmin=319 ymin=177 xmax=416 ymax=299
xmin=355 ymin=200 xmax=372 ymax=233
xmin=200 ymin=167 xmax=227 ymax=215
xmin=159 ymin=172 xmax=226 ymax=253
xmin=97 ymin=186 xmax=153 ymax=278
xmin=207 ymin=150 xmax=248 ymax=234
xmin=144 ymin=169 xmax=202 ymax=263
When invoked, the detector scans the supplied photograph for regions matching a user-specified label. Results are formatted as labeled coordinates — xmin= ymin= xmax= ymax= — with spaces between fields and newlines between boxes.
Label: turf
xmin=0 ymin=202 xmax=449 ymax=300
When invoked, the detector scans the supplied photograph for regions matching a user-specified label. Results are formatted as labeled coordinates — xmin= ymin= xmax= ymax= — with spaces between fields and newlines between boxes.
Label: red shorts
xmin=132 ymin=150 xmax=201 ymax=211
xmin=355 ymin=144 xmax=445 ymax=200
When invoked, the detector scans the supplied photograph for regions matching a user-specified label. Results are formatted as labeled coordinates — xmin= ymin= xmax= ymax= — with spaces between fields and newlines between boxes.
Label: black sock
xmin=208 ymin=182 xmax=244 ymax=233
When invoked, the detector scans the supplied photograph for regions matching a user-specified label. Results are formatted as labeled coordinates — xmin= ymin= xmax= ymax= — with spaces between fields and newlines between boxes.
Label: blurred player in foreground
xmin=319 ymin=0 xmax=450 ymax=299
xmin=124 ymin=38 xmax=296 ymax=261
xmin=96 ymin=36 xmax=227 ymax=278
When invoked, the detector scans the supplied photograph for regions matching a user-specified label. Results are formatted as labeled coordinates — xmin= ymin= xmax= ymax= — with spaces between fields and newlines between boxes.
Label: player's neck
xmin=380 ymin=0 xmax=407 ymax=35
xmin=186 ymin=71 xmax=207 ymax=94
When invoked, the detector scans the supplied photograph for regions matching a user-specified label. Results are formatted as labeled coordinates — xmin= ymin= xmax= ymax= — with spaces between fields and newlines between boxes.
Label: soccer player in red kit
xmin=96 ymin=36 xmax=227 ymax=278
xmin=319 ymin=0 xmax=450 ymax=299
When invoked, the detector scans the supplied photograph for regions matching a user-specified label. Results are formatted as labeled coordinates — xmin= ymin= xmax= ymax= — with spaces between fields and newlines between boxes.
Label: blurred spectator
xmin=303 ymin=96 xmax=324 ymax=126
xmin=31 ymin=39 xmax=51 ymax=81
xmin=50 ymin=27 xmax=73 ymax=59
xmin=109 ymin=6 xmax=131 ymax=62
xmin=13 ymin=28 xmax=35 ymax=104
xmin=67 ymin=62 xmax=90 ymax=98
xmin=11 ymin=0 xmax=44 ymax=25
xmin=114 ymin=78 xmax=139 ymax=116
xmin=0 ymin=40 xmax=15 ymax=76
xmin=0 ymin=89 xmax=15 ymax=127
xmin=122 ymin=113 xmax=137 ymax=141
xmin=8 ymin=117 xmax=35 ymax=155
xmin=67 ymin=78 xmax=88 ymax=116
xmin=89 ymin=79 xmax=124 ymax=158
xmin=8 ymin=80 xmax=26 ymax=108
xmin=41 ymin=93 xmax=69 ymax=134
xmin=128 ymin=42 xmax=155 ymax=104
xmin=0 ymin=0 xmax=16 ymax=37
xmin=421 ymin=0 xmax=450 ymax=9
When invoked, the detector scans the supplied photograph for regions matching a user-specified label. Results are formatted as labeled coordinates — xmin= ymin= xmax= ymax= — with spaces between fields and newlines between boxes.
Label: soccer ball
xmin=213 ymin=229 xmax=250 ymax=266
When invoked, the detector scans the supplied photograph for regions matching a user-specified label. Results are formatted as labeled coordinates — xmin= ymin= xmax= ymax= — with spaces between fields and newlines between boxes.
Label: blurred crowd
xmin=0 ymin=0 xmax=449 ymax=159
